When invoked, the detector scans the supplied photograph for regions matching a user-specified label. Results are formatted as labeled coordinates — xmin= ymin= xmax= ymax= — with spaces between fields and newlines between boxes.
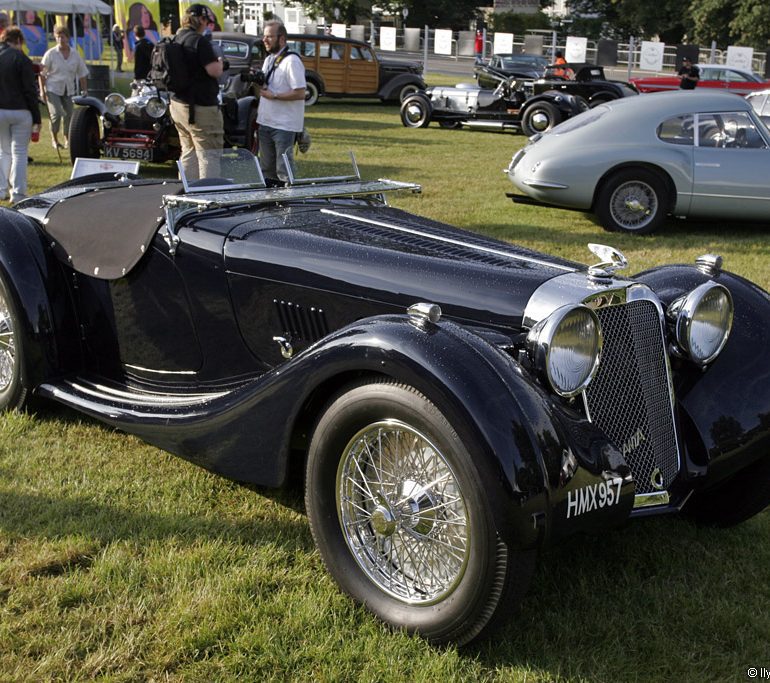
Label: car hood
xmin=378 ymin=58 xmax=423 ymax=74
xmin=221 ymin=202 xmax=581 ymax=331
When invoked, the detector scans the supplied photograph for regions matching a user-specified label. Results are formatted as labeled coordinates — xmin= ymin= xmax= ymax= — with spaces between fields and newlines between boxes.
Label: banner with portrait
xmin=12 ymin=9 xmax=48 ymax=57
xmin=178 ymin=1 xmax=224 ymax=32
xmin=76 ymin=13 xmax=103 ymax=60
xmin=115 ymin=0 xmax=161 ymax=55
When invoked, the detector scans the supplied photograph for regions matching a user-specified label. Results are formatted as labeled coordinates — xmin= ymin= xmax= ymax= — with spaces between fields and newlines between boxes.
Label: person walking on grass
xmin=0 ymin=27 xmax=41 ymax=204
xmin=40 ymin=26 xmax=89 ymax=150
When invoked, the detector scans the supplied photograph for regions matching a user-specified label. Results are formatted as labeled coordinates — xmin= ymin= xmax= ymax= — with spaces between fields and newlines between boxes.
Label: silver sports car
xmin=506 ymin=90 xmax=770 ymax=234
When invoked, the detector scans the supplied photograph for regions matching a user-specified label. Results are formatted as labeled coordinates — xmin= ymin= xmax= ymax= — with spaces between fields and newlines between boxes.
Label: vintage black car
xmin=69 ymin=77 xmax=259 ymax=164
xmin=400 ymin=77 xmax=585 ymax=136
xmin=476 ymin=62 xmax=638 ymax=108
xmin=474 ymin=53 xmax=549 ymax=88
xmin=1 ymin=153 xmax=769 ymax=646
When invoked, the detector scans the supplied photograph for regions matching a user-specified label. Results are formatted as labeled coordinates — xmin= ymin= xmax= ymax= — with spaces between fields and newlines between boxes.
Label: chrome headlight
xmin=104 ymin=92 xmax=126 ymax=116
xmin=526 ymin=304 xmax=602 ymax=397
xmin=145 ymin=96 xmax=167 ymax=119
xmin=668 ymin=282 xmax=733 ymax=365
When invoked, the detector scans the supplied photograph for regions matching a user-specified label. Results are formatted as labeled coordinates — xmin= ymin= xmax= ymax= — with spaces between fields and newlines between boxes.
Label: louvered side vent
xmin=274 ymin=300 xmax=329 ymax=342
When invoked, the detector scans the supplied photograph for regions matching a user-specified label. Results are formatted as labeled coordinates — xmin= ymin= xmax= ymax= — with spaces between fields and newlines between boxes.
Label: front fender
xmin=635 ymin=264 xmax=770 ymax=488
xmin=286 ymin=315 xmax=634 ymax=548
xmin=523 ymin=91 xmax=581 ymax=116
xmin=72 ymin=96 xmax=107 ymax=115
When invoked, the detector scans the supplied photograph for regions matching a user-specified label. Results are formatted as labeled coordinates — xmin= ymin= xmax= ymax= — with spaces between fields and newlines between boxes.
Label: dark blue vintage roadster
xmin=1 ymin=152 xmax=768 ymax=645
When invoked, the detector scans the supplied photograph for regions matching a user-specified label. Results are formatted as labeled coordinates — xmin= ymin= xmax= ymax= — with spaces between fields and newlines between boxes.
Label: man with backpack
xmin=257 ymin=20 xmax=306 ymax=186
xmin=166 ymin=4 xmax=224 ymax=181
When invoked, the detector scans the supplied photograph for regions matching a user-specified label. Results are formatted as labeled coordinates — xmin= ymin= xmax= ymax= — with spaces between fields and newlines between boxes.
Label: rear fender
xmin=0 ymin=209 xmax=76 ymax=386
xmin=379 ymin=74 xmax=424 ymax=100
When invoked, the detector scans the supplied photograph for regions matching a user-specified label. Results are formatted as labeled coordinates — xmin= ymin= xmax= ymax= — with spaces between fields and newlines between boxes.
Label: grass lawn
xmin=1 ymin=97 xmax=768 ymax=681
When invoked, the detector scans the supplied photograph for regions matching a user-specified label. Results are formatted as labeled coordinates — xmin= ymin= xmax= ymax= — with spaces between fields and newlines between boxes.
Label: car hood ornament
xmin=587 ymin=243 xmax=628 ymax=281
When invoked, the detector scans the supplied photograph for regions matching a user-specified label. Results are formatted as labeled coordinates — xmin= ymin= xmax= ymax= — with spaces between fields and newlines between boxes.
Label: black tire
xmin=574 ymin=96 xmax=590 ymax=112
xmin=0 ymin=270 xmax=30 ymax=412
xmin=520 ymin=101 xmax=561 ymax=137
xmin=68 ymin=107 xmax=100 ymax=163
xmin=400 ymin=95 xmax=431 ymax=128
xmin=397 ymin=83 xmax=420 ymax=103
xmin=245 ymin=106 xmax=258 ymax=155
xmin=692 ymin=455 xmax=770 ymax=527
xmin=304 ymin=80 xmax=320 ymax=106
xmin=594 ymin=167 xmax=669 ymax=235
xmin=305 ymin=380 xmax=535 ymax=645
xmin=588 ymin=96 xmax=613 ymax=109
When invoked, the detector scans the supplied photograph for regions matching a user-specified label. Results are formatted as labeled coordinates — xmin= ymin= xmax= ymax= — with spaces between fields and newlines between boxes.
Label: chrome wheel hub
xmin=610 ymin=180 xmax=657 ymax=230
xmin=404 ymin=104 xmax=424 ymax=124
xmin=336 ymin=420 xmax=469 ymax=604
xmin=530 ymin=111 xmax=551 ymax=131
xmin=0 ymin=293 xmax=15 ymax=391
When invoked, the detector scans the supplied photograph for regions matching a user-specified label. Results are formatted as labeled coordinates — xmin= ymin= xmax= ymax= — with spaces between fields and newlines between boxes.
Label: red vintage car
xmin=631 ymin=63 xmax=770 ymax=95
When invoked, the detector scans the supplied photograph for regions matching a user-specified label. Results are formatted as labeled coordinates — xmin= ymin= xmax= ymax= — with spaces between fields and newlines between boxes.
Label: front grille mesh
xmin=584 ymin=300 xmax=679 ymax=495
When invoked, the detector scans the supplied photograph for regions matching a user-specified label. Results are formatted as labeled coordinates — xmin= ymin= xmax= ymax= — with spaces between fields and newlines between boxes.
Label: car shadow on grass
xmin=469 ymin=514 xmax=769 ymax=680
xmin=0 ymin=403 xmax=312 ymax=552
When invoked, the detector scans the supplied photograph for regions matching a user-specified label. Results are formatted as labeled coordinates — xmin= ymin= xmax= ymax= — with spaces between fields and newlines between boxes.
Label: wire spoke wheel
xmin=608 ymin=179 xmax=658 ymax=230
xmin=337 ymin=420 xmax=469 ymax=604
xmin=0 ymin=293 xmax=15 ymax=391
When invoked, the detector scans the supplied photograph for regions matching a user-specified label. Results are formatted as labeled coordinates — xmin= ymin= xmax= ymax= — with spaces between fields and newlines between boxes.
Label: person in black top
xmin=678 ymin=57 xmax=700 ymax=89
xmin=132 ymin=25 xmax=153 ymax=80
xmin=112 ymin=24 xmax=124 ymax=72
xmin=0 ymin=27 xmax=41 ymax=203
xmin=168 ymin=4 xmax=223 ymax=181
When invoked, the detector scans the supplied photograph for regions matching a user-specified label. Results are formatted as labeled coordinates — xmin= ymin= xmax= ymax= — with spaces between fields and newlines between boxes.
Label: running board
xmin=37 ymin=375 xmax=233 ymax=424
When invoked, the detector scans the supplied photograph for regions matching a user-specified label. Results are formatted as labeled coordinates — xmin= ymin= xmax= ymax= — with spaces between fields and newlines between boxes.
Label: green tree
xmin=567 ymin=0 xmax=689 ymax=42
xmin=285 ymin=0 xmax=364 ymax=24
xmin=690 ymin=0 xmax=734 ymax=45
xmin=729 ymin=0 xmax=770 ymax=46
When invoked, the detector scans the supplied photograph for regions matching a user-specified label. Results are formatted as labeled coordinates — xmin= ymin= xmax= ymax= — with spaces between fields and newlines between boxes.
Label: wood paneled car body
xmin=1 ymin=153 xmax=769 ymax=645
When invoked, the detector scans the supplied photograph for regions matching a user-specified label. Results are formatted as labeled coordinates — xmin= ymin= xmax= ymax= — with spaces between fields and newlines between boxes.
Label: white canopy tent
xmin=2 ymin=1 xmax=111 ymax=14
xmin=3 ymin=0 xmax=116 ymax=82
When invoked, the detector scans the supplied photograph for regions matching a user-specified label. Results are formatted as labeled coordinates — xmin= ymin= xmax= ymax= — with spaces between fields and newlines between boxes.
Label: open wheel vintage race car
xmin=69 ymin=76 xmax=259 ymax=164
xmin=0 ymin=152 xmax=769 ymax=645
xmin=400 ymin=76 xmax=586 ymax=136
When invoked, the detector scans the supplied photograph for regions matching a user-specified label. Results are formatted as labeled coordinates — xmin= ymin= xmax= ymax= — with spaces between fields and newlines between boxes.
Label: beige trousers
xmin=169 ymin=100 xmax=223 ymax=182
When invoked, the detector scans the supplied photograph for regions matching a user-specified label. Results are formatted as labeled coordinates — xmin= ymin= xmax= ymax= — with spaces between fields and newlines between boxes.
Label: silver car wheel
xmin=0 ymin=291 xmax=16 ymax=392
xmin=608 ymin=179 xmax=658 ymax=230
xmin=403 ymin=102 xmax=426 ymax=125
xmin=336 ymin=420 xmax=470 ymax=605
xmin=529 ymin=111 xmax=552 ymax=132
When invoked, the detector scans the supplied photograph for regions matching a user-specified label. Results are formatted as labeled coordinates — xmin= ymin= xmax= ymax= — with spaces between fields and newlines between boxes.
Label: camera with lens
xmin=241 ymin=69 xmax=266 ymax=85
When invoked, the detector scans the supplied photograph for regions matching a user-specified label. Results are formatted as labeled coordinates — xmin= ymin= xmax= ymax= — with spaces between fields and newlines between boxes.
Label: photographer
xmin=257 ymin=20 xmax=305 ymax=186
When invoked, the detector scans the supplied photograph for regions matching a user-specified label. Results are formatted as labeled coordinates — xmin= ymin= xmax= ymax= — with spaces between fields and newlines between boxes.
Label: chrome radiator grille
xmin=584 ymin=299 xmax=680 ymax=495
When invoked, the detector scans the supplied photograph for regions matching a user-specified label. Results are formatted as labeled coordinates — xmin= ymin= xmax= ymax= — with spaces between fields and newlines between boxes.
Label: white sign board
xmin=726 ymin=46 xmax=754 ymax=71
xmin=434 ymin=28 xmax=452 ymax=56
xmin=71 ymin=158 xmax=140 ymax=179
xmin=493 ymin=32 xmax=513 ymax=55
xmin=331 ymin=23 xmax=346 ymax=38
xmin=380 ymin=26 xmax=397 ymax=52
xmin=565 ymin=36 xmax=587 ymax=64
xmin=639 ymin=41 xmax=665 ymax=71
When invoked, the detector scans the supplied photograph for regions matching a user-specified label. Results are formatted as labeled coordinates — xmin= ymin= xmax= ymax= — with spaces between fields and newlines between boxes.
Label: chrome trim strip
xmin=320 ymin=209 xmax=576 ymax=273
xmin=522 ymin=180 xmax=569 ymax=189
xmin=633 ymin=491 xmax=671 ymax=509
xmin=61 ymin=379 xmax=228 ymax=405
xmin=124 ymin=364 xmax=197 ymax=375
xmin=690 ymin=192 xmax=769 ymax=200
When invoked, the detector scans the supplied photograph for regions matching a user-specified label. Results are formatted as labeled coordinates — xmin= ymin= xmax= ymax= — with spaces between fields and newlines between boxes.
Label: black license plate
xmin=104 ymin=146 xmax=154 ymax=161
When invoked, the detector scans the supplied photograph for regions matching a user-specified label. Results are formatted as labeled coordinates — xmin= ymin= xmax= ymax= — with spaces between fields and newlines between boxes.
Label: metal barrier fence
xmin=318 ymin=24 xmax=768 ymax=77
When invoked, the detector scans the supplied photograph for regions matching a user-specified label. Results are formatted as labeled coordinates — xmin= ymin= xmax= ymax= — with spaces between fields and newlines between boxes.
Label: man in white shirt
xmin=257 ymin=20 xmax=306 ymax=186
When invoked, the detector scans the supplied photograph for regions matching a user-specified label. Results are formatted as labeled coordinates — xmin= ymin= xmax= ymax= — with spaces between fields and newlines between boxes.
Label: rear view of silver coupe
xmin=506 ymin=91 xmax=770 ymax=234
